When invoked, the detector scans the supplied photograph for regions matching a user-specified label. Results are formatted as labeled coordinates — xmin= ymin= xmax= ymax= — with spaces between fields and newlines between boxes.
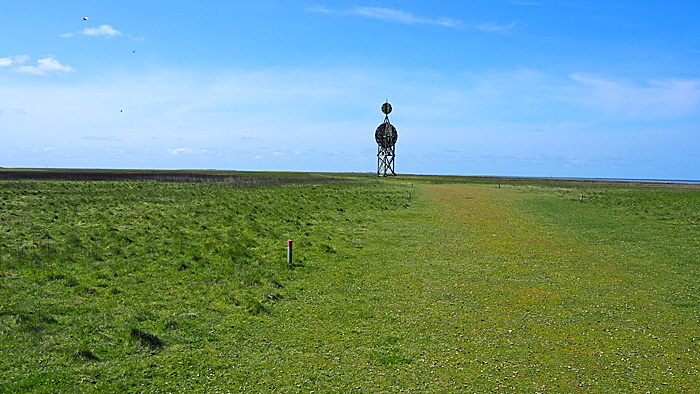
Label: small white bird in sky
xmin=83 ymin=17 xmax=89 ymax=21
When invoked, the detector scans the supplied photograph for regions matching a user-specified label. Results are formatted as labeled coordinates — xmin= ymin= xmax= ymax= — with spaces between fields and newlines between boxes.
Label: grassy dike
xmin=1 ymin=177 xmax=698 ymax=392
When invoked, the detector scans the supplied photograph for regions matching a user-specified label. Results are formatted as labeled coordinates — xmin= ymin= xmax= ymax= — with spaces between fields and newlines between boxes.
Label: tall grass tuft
xmin=76 ymin=349 xmax=100 ymax=362
xmin=130 ymin=329 xmax=164 ymax=349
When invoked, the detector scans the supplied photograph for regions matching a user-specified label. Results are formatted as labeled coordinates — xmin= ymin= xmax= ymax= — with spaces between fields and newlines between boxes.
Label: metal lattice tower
xmin=375 ymin=101 xmax=398 ymax=176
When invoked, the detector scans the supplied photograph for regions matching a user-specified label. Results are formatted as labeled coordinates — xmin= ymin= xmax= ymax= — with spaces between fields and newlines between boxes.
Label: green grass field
xmin=1 ymin=173 xmax=698 ymax=392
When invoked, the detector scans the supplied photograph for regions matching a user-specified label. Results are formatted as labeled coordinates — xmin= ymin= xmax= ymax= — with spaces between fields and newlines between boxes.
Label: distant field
xmin=0 ymin=169 xmax=346 ymax=184
xmin=0 ymin=171 xmax=698 ymax=392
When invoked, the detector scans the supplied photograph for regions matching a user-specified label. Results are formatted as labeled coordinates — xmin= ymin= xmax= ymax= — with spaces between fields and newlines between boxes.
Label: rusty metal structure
xmin=375 ymin=101 xmax=398 ymax=176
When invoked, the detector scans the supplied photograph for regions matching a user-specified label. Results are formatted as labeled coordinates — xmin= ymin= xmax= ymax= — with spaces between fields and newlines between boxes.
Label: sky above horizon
xmin=1 ymin=1 xmax=699 ymax=179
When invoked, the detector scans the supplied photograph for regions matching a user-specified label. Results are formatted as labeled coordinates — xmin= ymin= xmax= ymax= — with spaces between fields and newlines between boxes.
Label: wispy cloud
xmin=570 ymin=73 xmax=700 ymax=119
xmin=83 ymin=135 xmax=123 ymax=141
xmin=349 ymin=6 xmax=462 ymax=28
xmin=3 ymin=64 xmax=697 ymax=177
xmin=61 ymin=24 xmax=123 ymax=38
xmin=476 ymin=21 xmax=517 ymax=33
xmin=508 ymin=1 xmax=542 ymax=5
xmin=306 ymin=5 xmax=330 ymax=14
xmin=313 ymin=6 xmax=515 ymax=32
xmin=0 ymin=108 xmax=28 ymax=116
xmin=14 ymin=57 xmax=76 ymax=76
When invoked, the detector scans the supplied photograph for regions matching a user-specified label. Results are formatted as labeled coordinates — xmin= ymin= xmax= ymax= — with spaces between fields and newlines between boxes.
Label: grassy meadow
xmin=0 ymin=172 xmax=698 ymax=392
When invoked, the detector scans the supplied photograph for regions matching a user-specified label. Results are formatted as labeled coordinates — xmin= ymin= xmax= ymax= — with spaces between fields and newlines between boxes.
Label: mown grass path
xmin=222 ymin=183 xmax=697 ymax=393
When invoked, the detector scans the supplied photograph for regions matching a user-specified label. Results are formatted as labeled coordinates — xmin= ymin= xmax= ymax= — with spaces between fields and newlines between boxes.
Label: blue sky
xmin=1 ymin=1 xmax=699 ymax=179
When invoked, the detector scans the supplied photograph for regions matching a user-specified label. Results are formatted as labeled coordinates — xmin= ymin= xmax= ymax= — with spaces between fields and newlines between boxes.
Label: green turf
xmin=0 ymin=175 xmax=697 ymax=392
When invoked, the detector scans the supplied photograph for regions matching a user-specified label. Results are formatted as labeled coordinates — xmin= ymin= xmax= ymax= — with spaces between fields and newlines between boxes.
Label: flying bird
xmin=83 ymin=17 xmax=89 ymax=21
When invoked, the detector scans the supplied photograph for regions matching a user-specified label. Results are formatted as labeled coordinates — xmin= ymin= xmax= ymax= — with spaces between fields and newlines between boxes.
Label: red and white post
xmin=287 ymin=240 xmax=293 ymax=265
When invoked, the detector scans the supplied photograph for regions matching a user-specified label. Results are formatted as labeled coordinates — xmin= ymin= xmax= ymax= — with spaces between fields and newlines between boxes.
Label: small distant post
xmin=287 ymin=240 xmax=293 ymax=265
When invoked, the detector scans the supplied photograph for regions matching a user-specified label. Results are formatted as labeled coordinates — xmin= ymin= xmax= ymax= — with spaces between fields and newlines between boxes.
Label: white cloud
xmin=349 ymin=7 xmax=461 ymax=28
xmin=0 ymin=55 xmax=30 ymax=67
xmin=62 ymin=24 xmax=123 ymax=38
xmin=14 ymin=57 xmax=76 ymax=76
xmin=85 ymin=24 xmax=122 ymax=37
xmin=168 ymin=148 xmax=192 ymax=155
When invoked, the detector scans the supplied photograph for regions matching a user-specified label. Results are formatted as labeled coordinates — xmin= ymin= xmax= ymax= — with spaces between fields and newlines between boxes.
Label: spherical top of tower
xmin=381 ymin=101 xmax=392 ymax=115
xmin=375 ymin=123 xmax=398 ymax=148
